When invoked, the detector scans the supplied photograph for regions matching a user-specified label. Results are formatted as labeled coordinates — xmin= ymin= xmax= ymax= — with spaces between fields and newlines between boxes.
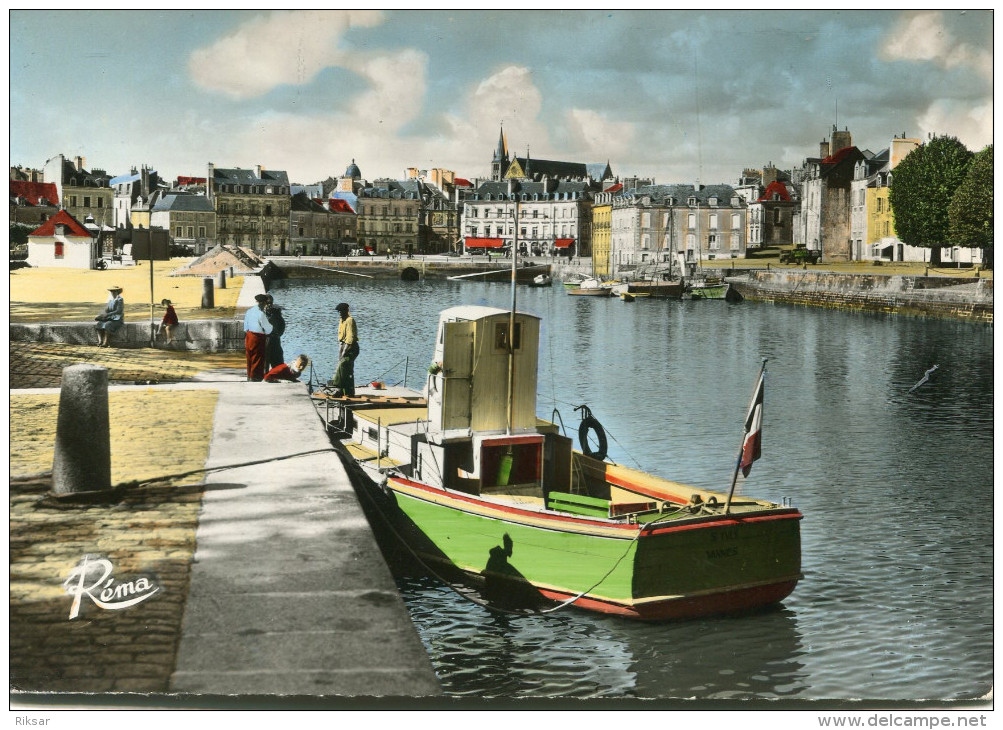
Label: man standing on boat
xmin=330 ymin=302 xmax=359 ymax=396
xmin=243 ymin=293 xmax=273 ymax=382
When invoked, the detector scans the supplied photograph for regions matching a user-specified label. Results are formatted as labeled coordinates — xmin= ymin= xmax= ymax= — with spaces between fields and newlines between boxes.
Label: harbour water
xmin=269 ymin=276 xmax=993 ymax=702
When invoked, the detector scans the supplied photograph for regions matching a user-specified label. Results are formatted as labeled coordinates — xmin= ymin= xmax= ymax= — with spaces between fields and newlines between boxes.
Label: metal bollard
xmin=201 ymin=277 xmax=215 ymax=308
xmin=217 ymin=270 xmax=227 ymax=289
xmin=52 ymin=364 xmax=111 ymax=494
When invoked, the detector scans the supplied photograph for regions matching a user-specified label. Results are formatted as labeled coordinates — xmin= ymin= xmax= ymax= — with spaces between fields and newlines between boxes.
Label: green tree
xmin=948 ymin=144 xmax=993 ymax=268
xmin=889 ymin=135 xmax=973 ymax=265
xmin=10 ymin=222 xmax=33 ymax=259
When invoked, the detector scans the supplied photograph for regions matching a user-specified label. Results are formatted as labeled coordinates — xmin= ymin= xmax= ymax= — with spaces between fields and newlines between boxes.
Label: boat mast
xmin=507 ymin=193 xmax=519 ymax=435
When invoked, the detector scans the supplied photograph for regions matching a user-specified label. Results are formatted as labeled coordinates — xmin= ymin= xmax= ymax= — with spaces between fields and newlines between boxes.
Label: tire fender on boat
xmin=578 ymin=414 xmax=608 ymax=461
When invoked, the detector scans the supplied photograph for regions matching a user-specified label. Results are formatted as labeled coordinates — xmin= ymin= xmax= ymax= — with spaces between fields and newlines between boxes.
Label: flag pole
xmin=725 ymin=358 xmax=768 ymax=514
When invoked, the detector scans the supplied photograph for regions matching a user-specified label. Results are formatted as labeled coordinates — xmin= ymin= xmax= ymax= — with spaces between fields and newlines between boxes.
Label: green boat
xmin=688 ymin=281 xmax=731 ymax=300
xmin=321 ymin=304 xmax=803 ymax=620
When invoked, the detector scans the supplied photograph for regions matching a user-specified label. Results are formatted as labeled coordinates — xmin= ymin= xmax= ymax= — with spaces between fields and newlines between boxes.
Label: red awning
xmin=554 ymin=238 xmax=575 ymax=248
xmin=465 ymin=237 xmax=505 ymax=248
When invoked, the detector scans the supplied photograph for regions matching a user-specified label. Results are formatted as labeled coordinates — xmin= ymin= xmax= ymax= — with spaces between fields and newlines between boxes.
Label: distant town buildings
xmin=9 ymin=121 xmax=983 ymax=266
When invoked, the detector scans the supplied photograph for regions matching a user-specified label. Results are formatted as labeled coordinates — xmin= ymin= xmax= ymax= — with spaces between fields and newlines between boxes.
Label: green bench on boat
xmin=546 ymin=491 xmax=611 ymax=518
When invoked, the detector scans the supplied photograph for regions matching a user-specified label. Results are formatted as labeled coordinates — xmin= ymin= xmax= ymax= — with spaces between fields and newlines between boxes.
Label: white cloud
xmin=916 ymin=100 xmax=994 ymax=151
xmin=881 ymin=10 xmax=992 ymax=79
xmin=188 ymin=10 xmax=383 ymax=99
xmin=467 ymin=65 xmax=547 ymax=149
xmin=565 ymin=109 xmax=635 ymax=162
xmin=346 ymin=49 xmax=428 ymax=132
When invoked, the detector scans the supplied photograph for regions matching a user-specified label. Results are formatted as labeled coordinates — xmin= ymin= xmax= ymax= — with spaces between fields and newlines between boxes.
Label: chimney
xmin=820 ymin=140 xmax=830 ymax=158
xmin=254 ymin=165 xmax=262 ymax=178
xmin=74 ymin=156 xmax=85 ymax=172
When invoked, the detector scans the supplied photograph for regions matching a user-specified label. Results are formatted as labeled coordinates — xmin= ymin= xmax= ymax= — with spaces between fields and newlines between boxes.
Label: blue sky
xmin=9 ymin=9 xmax=993 ymax=187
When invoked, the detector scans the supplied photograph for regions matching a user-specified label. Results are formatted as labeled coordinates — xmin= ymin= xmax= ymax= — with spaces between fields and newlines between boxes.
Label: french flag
xmin=740 ymin=370 xmax=764 ymax=477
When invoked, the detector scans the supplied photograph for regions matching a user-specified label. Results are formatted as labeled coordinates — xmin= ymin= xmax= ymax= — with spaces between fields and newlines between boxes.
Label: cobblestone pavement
xmin=10 ymin=475 xmax=203 ymax=693
xmin=9 ymin=341 xmax=235 ymax=694
xmin=9 ymin=341 xmax=246 ymax=389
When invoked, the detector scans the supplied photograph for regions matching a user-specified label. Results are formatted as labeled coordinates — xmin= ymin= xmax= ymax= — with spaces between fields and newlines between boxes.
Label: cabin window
xmin=54 ymin=241 xmax=64 ymax=258
xmin=494 ymin=322 xmax=522 ymax=352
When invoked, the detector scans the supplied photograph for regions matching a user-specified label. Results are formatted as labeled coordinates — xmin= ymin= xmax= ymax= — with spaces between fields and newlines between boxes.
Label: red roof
xmin=604 ymin=183 xmax=623 ymax=193
xmin=822 ymin=146 xmax=856 ymax=165
xmin=328 ymin=198 xmax=355 ymax=214
xmin=454 ymin=177 xmax=473 ymax=187
xmin=176 ymin=176 xmax=206 ymax=186
xmin=10 ymin=180 xmax=58 ymax=206
xmin=465 ymin=237 xmax=504 ymax=248
xmin=756 ymin=181 xmax=792 ymax=203
xmin=28 ymin=210 xmax=92 ymax=238
xmin=554 ymin=238 xmax=575 ymax=248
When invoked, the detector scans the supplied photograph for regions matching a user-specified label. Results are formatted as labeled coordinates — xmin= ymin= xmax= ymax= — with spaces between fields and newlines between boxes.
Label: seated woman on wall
xmin=264 ymin=354 xmax=310 ymax=383
xmin=95 ymin=285 xmax=125 ymax=347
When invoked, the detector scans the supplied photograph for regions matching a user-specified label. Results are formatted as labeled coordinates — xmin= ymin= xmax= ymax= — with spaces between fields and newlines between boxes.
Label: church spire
xmin=493 ymin=124 xmax=509 ymax=163
xmin=491 ymin=124 xmax=510 ymax=182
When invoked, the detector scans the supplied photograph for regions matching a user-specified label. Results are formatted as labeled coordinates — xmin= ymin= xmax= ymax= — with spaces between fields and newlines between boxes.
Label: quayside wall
xmin=9 ymin=319 xmax=245 ymax=351
xmin=271 ymin=258 xmax=550 ymax=283
xmin=727 ymin=270 xmax=993 ymax=324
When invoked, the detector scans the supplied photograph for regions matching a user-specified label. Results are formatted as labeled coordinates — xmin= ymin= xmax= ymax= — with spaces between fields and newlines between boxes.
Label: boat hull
xmin=626 ymin=281 xmax=685 ymax=299
xmin=689 ymin=283 xmax=730 ymax=300
xmin=567 ymin=286 xmax=613 ymax=297
xmin=365 ymin=475 xmax=802 ymax=621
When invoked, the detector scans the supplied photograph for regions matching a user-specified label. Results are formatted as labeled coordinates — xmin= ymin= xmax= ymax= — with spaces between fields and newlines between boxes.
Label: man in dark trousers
xmin=243 ymin=294 xmax=272 ymax=381
xmin=329 ymin=302 xmax=359 ymax=396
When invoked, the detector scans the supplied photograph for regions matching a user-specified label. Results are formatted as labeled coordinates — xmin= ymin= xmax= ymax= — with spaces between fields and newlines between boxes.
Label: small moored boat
xmin=687 ymin=280 xmax=731 ymax=300
xmin=318 ymin=306 xmax=803 ymax=620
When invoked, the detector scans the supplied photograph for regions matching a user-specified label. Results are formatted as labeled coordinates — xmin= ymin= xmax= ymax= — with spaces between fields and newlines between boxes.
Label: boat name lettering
xmin=710 ymin=527 xmax=740 ymax=543
xmin=705 ymin=547 xmax=739 ymax=559
xmin=62 ymin=555 xmax=160 ymax=620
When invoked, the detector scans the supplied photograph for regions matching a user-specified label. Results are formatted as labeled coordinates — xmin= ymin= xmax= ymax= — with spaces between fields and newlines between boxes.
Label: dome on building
xmin=344 ymin=159 xmax=362 ymax=179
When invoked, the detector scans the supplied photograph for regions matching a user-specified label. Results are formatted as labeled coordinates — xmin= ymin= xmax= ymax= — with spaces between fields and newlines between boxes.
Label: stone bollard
xmin=229 ymin=266 xmax=234 ymax=279
xmin=202 ymin=277 xmax=215 ymax=308
xmin=217 ymin=270 xmax=227 ymax=289
xmin=52 ymin=364 xmax=111 ymax=494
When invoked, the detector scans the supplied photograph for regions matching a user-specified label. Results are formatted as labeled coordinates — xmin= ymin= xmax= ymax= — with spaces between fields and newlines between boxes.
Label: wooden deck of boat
xmin=353 ymin=406 xmax=428 ymax=426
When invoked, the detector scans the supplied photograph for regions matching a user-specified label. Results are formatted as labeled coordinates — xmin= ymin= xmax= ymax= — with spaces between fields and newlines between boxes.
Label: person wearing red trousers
xmin=243 ymin=294 xmax=273 ymax=381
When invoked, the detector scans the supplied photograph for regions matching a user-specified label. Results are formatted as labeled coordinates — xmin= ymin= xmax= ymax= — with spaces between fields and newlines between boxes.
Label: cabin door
xmin=437 ymin=321 xmax=475 ymax=432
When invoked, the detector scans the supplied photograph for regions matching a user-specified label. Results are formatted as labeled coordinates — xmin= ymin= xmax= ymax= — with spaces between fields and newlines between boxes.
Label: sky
xmin=8 ymin=9 xmax=994 ymax=188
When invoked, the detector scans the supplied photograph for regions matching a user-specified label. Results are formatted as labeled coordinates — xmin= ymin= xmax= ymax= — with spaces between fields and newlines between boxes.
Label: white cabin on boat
xmin=426 ymin=305 xmax=540 ymax=441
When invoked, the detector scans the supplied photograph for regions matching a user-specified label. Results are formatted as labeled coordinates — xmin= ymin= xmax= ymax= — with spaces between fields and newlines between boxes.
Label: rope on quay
xmin=31 ymin=448 xmax=337 ymax=507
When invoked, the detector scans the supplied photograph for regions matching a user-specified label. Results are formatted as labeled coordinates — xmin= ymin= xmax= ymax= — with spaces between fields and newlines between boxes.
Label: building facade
xmin=356 ymin=182 xmax=422 ymax=255
xmin=605 ymin=184 xmax=748 ymax=278
xmin=793 ymin=126 xmax=869 ymax=261
xmin=462 ymin=179 xmax=592 ymax=257
xmin=9 ymin=180 xmax=59 ymax=226
xmin=748 ymin=180 xmax=797 ymax=248
xmin=208 ymin=164 xmax=291 ymax=255
xmin=26 ymin=210 xmax=98 ymax=268
xmin=150 ymin=192 xmax=217 ymax=254
xmin=591 ymin=202 xmax=612 ymax=277
xmin=111 ymin=166 xmax=162 ymax=231
xmin=43 ymin=154 xmax=114 ymax=227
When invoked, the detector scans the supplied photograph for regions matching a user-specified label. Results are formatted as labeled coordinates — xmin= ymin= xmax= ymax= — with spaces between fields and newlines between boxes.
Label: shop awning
xmin=554 ymin=238 xmax=575 ymax=249
xmin=465 ymin=237 xmax=505 ymax=248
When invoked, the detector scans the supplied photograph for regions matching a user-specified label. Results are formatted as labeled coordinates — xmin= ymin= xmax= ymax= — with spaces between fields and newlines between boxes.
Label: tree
xmin=948 ymin=144 xmax=993 ymax=268
xmin=889 ymin=135 xmax=973 ymax=265
xmin=10 ymin=222 xmax=33 ymax=259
